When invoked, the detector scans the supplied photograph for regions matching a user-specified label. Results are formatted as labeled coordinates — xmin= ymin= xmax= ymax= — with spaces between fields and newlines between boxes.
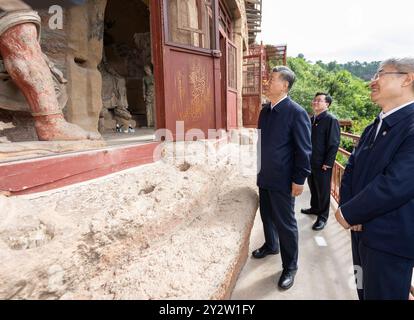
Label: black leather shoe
xmin=312 ymin=219 xmax=326 ymax=231
xmin=278 ymin=269 xmax=296 ymax=290
xmin=252 ymin=244 xmax=279 ymax=259
xmin=301 ymin=208 xmax=317 ymax=215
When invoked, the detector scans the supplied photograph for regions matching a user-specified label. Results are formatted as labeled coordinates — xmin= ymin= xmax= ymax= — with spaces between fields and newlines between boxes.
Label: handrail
xmin=331 ymin=131 xmax=360 ymax=203
xmin=337 ymin=147 xmax=351 ymax=157
xmin=341 ymin=132 xmax=360 ymax=140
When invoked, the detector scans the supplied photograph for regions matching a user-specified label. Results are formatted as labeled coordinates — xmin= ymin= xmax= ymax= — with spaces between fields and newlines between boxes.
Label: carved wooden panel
xmin=164 ymin=48 xmax=216 ymax=136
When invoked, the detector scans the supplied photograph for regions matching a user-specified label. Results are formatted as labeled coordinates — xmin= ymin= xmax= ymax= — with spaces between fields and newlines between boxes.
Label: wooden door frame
xmin=226 ymin=38 xmax=238 ymax=129
xmin=149 ymin=0 xmax=166 ymax=130
xmin=219 ymin=26 xmax=239 ymax=130
xmin=219 ymin=27 xmax=227 ymax=130
xmin=151 ymin=0 xmax=225 ymax=134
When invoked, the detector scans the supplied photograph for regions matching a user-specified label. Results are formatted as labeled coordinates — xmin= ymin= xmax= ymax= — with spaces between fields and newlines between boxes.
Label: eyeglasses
xmin=371 ymin=71 xmax=408 ymax=81
xmin=312 ymin=99 xmax=327 ymax=103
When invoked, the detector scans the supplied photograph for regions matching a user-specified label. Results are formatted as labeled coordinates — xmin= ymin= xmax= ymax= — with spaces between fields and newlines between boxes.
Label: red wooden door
xmin=151 ymin=0 xmax=220 ymax=140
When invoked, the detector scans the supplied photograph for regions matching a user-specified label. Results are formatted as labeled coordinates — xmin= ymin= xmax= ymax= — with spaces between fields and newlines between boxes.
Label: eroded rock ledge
xmin=0 ymin=141 xmax=258 ymax=299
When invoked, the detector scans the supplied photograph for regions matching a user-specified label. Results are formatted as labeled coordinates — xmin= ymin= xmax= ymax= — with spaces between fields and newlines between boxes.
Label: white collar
xmin=380 ymin=100 xmax=414 ymax=120
xmin=271 ymin=95 xmax=288 ymax=110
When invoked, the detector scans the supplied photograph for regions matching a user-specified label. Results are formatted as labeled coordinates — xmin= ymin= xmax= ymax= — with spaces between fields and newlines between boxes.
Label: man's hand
xmin=350 ymin=225 xmax=363 ymax=232
xmin=322 ymin=164 xmax=331 ymax=171
xmin=291 ymin=183 xmax=304 ymax=197
xmin=335 ymin=207 xmax=351 ymax=229
xmin=335 ymin=208 xmax=363 ymax=231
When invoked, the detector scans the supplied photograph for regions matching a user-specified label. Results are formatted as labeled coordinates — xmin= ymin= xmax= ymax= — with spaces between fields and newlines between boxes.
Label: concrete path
xmin=232 ymin=185 xmax=359 ymax=300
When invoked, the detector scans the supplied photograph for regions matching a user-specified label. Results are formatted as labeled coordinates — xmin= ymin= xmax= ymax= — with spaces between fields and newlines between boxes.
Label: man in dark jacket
xmin=336 ymin=57 xmax=414 ymax=300
xmin=301 ymin=93 xmax=340 ymax=230
xmin=252 ymin=66 xmax=312 ymax=290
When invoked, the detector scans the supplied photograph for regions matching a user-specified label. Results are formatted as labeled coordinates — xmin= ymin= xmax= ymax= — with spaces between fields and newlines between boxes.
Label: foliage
xmin=351 ymin=117 xmax=376 ymax=135
xmin=336 ymin=152 xmax=349 ymax=167
xmin=275 ymin=57 xmax=381 ymax=168
xmin=340 ymin=137 xmax=355 ymax=153
xmin=278 ymin=57 xmax=379 ymax=122
xmin=316 ymin=60 xmax=380 ymax=81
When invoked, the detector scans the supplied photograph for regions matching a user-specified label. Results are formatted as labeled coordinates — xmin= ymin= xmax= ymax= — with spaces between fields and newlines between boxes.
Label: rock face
xmin=0 ymin=141 xmax=259 ymax=299
xmin=56 ymin=0 xmax=106 ymax=132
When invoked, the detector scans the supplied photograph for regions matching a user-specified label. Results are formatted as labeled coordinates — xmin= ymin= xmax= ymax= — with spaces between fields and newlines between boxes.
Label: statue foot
xmin=34 ymin=114 xmax=102 ymax=141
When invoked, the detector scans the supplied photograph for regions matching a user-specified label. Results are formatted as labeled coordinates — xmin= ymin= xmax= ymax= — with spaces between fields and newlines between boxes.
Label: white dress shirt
xmin=271 ymin=95 xmax=288 ymax=110
xmin=374 ymin=100 xmax=414 ymax=140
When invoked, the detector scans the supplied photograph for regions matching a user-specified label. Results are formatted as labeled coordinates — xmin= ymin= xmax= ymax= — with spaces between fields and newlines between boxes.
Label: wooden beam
xmin=0 ymin=142 xmax=161 ymax=195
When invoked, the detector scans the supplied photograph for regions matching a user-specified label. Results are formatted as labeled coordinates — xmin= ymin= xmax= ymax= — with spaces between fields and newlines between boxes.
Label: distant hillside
xmin=315 ymin=60 xmax=380 ymax=81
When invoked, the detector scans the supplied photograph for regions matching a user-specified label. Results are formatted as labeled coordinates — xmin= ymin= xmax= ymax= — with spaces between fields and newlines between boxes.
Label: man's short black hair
xmin=315 ymin=92 xmax=333 ymax=107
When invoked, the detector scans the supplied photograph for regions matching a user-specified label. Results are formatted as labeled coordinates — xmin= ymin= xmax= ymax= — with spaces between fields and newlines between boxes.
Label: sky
xmin=257 ymin=0 xmax=414 ymax=63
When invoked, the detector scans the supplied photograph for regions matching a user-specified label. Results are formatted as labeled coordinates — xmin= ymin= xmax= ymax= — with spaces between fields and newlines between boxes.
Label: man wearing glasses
xmin=336 ymin=58 xmax=414 ymax=300
xmin=301 ymin=93 xmax=340 ymax=231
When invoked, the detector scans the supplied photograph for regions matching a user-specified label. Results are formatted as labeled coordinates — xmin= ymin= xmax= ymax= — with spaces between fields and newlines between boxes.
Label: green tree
xmin=282 ymin=57 xmax=377 ymax=123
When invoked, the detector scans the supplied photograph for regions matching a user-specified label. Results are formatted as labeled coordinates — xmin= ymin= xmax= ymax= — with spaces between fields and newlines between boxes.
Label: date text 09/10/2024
xmin=159 ymin=304 xmax=255 ymax=317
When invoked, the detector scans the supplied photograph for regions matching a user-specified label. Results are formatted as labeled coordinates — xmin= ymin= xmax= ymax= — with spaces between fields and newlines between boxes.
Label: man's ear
xmin=402 ymin=72 xmax=414 ymax=88
xmin=283 ymin=81 xmax=289 ymax=92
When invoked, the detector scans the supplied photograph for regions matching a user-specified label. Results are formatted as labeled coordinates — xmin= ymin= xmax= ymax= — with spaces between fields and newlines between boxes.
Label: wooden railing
xmin=331 ymin=132 xmax=361 ymax=203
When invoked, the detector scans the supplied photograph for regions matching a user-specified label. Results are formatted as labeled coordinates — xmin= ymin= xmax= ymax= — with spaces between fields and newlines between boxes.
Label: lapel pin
xmin=383 ymin=131 xmax=387 ymax=136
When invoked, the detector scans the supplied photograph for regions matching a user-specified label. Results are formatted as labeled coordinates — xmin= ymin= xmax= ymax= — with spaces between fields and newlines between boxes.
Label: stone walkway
xmin=232 ymin=185 xmax=359 ymax=300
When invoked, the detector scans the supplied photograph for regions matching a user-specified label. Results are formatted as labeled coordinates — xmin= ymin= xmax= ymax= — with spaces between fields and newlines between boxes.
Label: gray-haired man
xmin=253 ymin=66 xmax=312 ymax=290
xmin=337 ymin=57 xmax=414 ymax=300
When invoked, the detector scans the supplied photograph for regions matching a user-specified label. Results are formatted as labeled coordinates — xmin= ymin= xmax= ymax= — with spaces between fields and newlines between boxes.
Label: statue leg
xmin=0 ymin=23 xmax=101 ymax=141
xmin=146 ymin=100 xmax=154 ymax=127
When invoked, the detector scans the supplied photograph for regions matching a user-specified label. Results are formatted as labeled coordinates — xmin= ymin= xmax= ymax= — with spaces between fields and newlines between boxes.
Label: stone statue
xmin=0 ymin=5 xmax=101 ymax=141
xmin=99 ymin=53 xmax=136 ymax=133
xmin=142 ymin=65 xmax=155 ymax=128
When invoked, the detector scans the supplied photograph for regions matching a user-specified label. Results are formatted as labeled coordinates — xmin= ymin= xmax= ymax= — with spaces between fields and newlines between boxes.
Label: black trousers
xmin=351 ymin=232 xmax=414 ymax=300
xmin=259 ymin=188 xmax=298 ymax=271
xmin=307 ymin=168 xmax=332 ymax=221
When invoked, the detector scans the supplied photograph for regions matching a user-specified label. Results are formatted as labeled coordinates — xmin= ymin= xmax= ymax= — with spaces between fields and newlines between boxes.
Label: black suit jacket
xmin=257 ymin=97 xmax=312 ymax=193
xmin=310 ymin=111 xmax=340 ymax=169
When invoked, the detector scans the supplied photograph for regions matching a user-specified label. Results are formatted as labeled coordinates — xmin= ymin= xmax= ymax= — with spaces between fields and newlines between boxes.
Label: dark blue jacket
xmin=340 ymin=102 xmax=414 ymax=259
xmin=257 ymin=97 xmax=312 ymax=193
